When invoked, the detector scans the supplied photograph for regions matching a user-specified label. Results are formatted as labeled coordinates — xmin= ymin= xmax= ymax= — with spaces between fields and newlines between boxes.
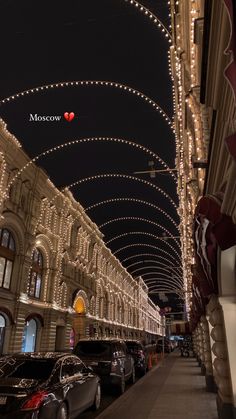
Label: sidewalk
xmin=97 ymin=351 xmax=218 ymax=419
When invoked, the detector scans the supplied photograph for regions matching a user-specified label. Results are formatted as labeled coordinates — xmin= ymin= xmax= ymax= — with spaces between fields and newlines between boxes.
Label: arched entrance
xmin=22 ymin=318 xmax=37 ymax=352
xmin=72 ymin=291 xmax=89 ymax=341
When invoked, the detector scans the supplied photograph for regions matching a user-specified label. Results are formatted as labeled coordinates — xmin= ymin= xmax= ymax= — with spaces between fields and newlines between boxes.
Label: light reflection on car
xmin=0 ymin=352 xmax=101 ymax=419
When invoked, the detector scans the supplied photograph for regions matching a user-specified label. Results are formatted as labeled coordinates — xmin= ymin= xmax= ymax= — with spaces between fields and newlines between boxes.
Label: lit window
xmin=0 ymin=228 xmax=15 ymax=289
xmin=29 ymin=249 xmax=43 ymax=299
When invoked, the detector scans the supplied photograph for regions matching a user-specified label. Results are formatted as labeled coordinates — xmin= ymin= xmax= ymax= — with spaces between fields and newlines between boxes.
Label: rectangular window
xmin=29 ymin=272 xmax=36 ymax=296
xmin=3 ymin=260 xmax=12 ymax=289
xmin=0 ymin=257 xmax=6 ymax=287
xmin=35 ymin=275 xmax=41 ymax=298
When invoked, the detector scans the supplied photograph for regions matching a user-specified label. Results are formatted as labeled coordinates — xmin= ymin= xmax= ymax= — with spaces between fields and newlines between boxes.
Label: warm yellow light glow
xmin=74 ymin=297 xmax=86 ymax=314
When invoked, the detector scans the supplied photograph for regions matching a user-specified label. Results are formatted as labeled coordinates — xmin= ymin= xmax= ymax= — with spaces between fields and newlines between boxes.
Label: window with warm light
xmin=29 ymin=249 xmax=43 ymax=298
xmin=0 ymin=228 xmax=15 ymax=289
xmin=74 ymin=296 xmax=86 ymax=314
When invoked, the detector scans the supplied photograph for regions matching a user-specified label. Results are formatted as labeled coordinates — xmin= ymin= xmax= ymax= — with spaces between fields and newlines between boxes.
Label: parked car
xmin=0 ymin=352 xmax=101 ymax=419
xmin=124 ymin=340 xmax=147 ymax=376
xmin=73 ymin=339 xmax=135 ymax=394
xmin=156 ymin=337 xmax=172 ymax=353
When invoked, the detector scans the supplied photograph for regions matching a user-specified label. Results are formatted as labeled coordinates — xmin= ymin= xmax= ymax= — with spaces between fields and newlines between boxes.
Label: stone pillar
xmin=208 ymin=296 xmax=235 ymax=419
xmin=198 ymin=320 xmax=206 ymax=374
xmin=40 ymin=312 xmax=57 ymax=352
xmin=201 ymin=315 xmax=216 ymax=392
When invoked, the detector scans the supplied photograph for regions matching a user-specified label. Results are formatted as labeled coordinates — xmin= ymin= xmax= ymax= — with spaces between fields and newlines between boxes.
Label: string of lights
xmin=112 ymin=243 xmax=180 ymax=264
xmin=123 ymin=0 xmax=171 ymax=40
xmin=69 ymin=174 xmax=178 ymax=210
xmin=85 ymin=197 xmax=179 ymax=231
xmin=7 ymin=137 xmax=177 ymax=193
xmin=105 ymin=230 xmax=181 ymax=251
xmin=0 ymin=80 xmax=174 ymax=131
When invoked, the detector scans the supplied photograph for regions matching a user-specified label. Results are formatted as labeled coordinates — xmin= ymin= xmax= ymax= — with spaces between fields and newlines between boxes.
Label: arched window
xmin=29 ymin=249 xmax=43 ymax=298
xmin=0 ymin=228 xmax=15 ymax=289
xmin=22 ymin=318 xmax=37 ymax=352
xmin=0 ymin=314 xmax=6 ymax=354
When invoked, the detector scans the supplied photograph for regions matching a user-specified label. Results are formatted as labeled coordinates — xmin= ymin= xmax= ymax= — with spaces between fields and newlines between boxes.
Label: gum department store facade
xmin=170 ymin=0 xmax=236 ymax=418
xmin=0 ymin=123 xmax=163 ymax=354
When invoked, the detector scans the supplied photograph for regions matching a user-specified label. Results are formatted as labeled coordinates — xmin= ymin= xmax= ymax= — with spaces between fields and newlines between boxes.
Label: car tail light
xmin=21 ymin=390 xmax=48 ymax=410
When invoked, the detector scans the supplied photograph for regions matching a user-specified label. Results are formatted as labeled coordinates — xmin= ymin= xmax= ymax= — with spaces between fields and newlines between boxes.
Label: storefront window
xmin=22 ymin=319 xmax=37 ymax=352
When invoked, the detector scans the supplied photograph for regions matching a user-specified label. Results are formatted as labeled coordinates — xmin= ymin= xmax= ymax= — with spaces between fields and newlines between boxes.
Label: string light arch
xmin=85 ymin=197 xmax=179 ymax=231
xmin=148 ymin=283 xmax=183 ymax=295
xmin=112 ymin=243 xmax=180 ymax=265
xmin=71 ymin=174 xmax=178 ymax=211
xmin=143 ymin=273 xmax=183 ymax=287
xmin=126 ymin=259 xmax=182 ymax=273
xmin=0 ymin=81 xmax=174 ymax=131
xmin=101 ymin=218 xmax=180 ymax=253
xmin=121 ymin=252 xmax=177 ymax=265
xmin=130 ymin=265 xmax=182 ymax=280
xmin=143 ymin=277 xmax=182 ymax=293
xmin=7 ymin=137 xmax=177 ymax=193
xmin=105 ymin=230 xmax=180 ymax=253
xmin=123 ymin=0 xmax=171 ymax=40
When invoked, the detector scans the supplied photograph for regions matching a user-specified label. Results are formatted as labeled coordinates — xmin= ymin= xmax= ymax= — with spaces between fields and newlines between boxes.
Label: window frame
xmin=0 ymin=228 xmax=15 ymax=290
xmin=29 ymin=248 xmax=43 ymax=299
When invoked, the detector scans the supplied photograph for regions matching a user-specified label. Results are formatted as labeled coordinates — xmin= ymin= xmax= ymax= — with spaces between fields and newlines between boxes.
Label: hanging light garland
xmin=130 ymin=268 xmax=182 ymax=280
xmin=105 ymin=230 xmax=181 ymax=250
xmin=7 ymin=136 xmax=177 ymax=194
xmin=0 ymin=81 xmax=174 ymax=131
xmin=69 ymin=174 xmax=178 ymax=210
xmin=125 ymin=257 xmax=182 ymax=272
xmin=112 ymin=243 xmax=180 ymax=264
xmin=123 ymin=0 xmax=171 ymax=41
xmin=85 ymin=197 xmax=179 ymax=231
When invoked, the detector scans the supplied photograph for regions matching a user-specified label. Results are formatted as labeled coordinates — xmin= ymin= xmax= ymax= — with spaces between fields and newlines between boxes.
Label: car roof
xmin=77 ymin=339 xmax=123 ymax=343
xmin=0 ymin=352 xmax=73 ymax=361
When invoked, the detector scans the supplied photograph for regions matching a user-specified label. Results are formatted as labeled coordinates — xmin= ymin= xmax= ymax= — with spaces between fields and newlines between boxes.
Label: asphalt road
xmin=78 ymin=378 xmax=140 ymax=419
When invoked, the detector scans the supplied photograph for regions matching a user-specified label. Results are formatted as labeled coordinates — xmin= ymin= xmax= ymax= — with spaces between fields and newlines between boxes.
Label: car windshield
xmin=125 ymin=342 xmax=140 ymax=351
xmin=0 ymin=358 xmax=56 ymax=380
xmin=76 ymin=341 xmax=112 ymax=357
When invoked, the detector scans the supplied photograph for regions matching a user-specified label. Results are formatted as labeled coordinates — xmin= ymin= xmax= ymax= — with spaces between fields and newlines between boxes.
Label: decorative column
xmin=201 ymin=315 xmax=216 ymax=392
xmin=208 ymin=296 xmax=234 ymax=419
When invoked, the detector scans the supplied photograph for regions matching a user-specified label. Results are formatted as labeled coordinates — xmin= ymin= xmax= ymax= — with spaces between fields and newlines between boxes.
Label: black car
xmin=0 ymin=352 xmax=101 ymax=419
xmin=73 ymin=339 xmax=135 ymax=394
xmin=156 ymin=337 xmax=172 ymax=353
xmin=125 ymin=340 xmax=147 ymax=376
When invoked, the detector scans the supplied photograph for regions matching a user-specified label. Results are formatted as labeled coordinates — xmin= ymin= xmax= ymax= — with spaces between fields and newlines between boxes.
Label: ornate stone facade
xmin=0 ymin=120 xmax=163 ymax=354
xmin=171 ymin=0 xmax=236 ymax=418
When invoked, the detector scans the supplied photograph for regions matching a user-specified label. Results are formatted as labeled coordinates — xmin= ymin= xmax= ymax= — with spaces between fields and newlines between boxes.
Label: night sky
xmin=0 ymin=0 xmax=183 ymax=313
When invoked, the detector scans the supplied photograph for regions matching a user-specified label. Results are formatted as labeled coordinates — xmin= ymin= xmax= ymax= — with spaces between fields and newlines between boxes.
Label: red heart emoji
xmin=64 ymin=112 xmax=75 ymax=122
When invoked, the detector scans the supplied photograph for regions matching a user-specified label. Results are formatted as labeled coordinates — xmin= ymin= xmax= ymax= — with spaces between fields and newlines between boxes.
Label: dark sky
xmin=0 ymin=0 xmax=183 ymax=312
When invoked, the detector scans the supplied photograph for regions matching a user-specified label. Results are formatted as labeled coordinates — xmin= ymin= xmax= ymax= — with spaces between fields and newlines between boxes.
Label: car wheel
xmin=118 ymin=371 xmax=125 ymax=395
xmin=91 ymin=383 xmax=101 ymax=411
xmin=57 ymin=402 xmax=69 ymax=419
xmin=129 ymin=366 xmax=135 ymax=384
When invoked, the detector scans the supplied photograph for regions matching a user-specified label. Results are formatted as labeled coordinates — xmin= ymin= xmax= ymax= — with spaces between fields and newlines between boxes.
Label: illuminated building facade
xmin=171 ymin=0 xmax=236 ymax=418
xmin=0 ymin=120 xmax=163 ymax=354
